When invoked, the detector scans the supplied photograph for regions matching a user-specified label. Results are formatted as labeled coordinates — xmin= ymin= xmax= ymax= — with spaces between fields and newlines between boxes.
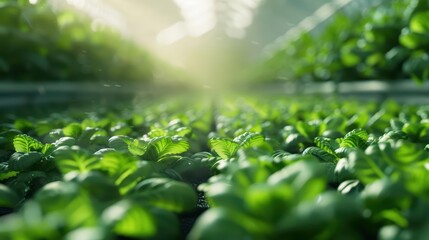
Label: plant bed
xmin=1 ymin=94 xmax=429 ymax=239
xmin=254 ymin=0 xmax=429 ymax=85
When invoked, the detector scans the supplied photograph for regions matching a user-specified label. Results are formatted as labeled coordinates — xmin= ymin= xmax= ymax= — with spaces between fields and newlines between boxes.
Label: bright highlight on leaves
xmin=13 ymin=134 xmax=44 ymax=153
xmin=53 ymin=147 xmax=99 ymax=174
xmin=145 ymin=136 xmax=190 ymax=160
xmin=103 ymin=200 xmax=156 ymax=238
xmin=63 ymin=123 xmax=83 ymax=139
xmin=209 ymin=132 xmax=265 ymax=159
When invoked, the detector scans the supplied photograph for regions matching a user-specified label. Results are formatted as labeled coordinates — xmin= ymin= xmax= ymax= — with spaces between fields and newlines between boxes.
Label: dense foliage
xmin=0 ymin=0 xmax=154 ymax=82
xmin=256 ymin=0 xmax=429 ymax=83
xmin=0 ymin=98 xmax=213 ymax=239
xmin=1 ymin=95 xmax=429 ymax=239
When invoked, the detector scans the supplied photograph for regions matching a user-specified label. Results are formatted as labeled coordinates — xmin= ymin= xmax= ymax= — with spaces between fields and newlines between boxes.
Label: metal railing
xmin=263 ymin=0 xmax=386 ymax=55
xmin=1 ymin=79 xmax=429 ymax=108
xmin=0 ymin=82 xmax=150 ymax=108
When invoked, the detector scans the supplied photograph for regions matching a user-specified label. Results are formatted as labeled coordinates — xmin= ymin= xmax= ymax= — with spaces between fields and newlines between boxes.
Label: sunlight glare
xmin=186 ymin=15 xmax=217 ymax=37
xmin=231 ymin=9 xmax=253 ymax=28
xmin=241 ymin=0 xmax=261 ymax=9
xmin=157 ymin=22 xmax=187 ymax=45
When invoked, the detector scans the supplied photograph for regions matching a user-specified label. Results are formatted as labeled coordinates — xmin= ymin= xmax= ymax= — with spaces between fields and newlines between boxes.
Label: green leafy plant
xmin=2 ymin=95 xmax=429 ymax=240
xmin=254 ymin=0 xmax=429 ymax=83
xmin=209 ymin=132 xmax=265 ymax=159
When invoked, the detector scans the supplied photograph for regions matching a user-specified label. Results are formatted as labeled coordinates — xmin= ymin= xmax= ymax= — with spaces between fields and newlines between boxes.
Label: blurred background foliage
xmin=0 ymin=0 xmax=155 ymax=83
xmin=251 ymin=0 xmax=429 ymax=84
xmin=2 ymin=0 xmax=429 ymax=85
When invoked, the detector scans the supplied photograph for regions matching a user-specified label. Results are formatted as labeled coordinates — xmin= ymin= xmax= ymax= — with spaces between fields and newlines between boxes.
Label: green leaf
xmin=132 ymin=178 xmax=197 ymax=212
xmin=175 ymin=127 xmax=192 ymax=137
xmin=102 ymin=200 xmax=156 ymax=238
xmin=284 ymin=133 xmax=310 ymax=153
xmin=337 ymin=179 xmax=362 ymax=194
xmin=400 ymin=30 xmax=428 ymax=49
xmin=65 ymin=227 xmax=108 ymax=240
xmin=0 ymin=184 xmax=19 ymax=208
xmin=246 ymin=183 xmax=294 ymax=222
xmin=347 ymin=112 xmax=369 ymax=130
xmin=58 ymin=191 xmax=99 ymax=228
xmin=41 ymin=144 xmax=55 ymax=156
xmin=128 ymin=139 xmax=148 ymax=156
xmin=379 ymin=130 xmax=408 ymax=142
xmin=189 ymin=208 xmax=268 ymax=240
xmin=361 ymin=178 xmax=409 ymax=210
xmin=8 ymin=152 xmax=43 ymax=171
xmin=379 ymin=210 xmax=408 ymax=228
xmin=230 ymin=165 xmax=270 ymax=188
xmin=13 ymin=134 xmax=44 ymax=153
xmin=77 ymin=128 xmax=99 ymax=147
xmin=324 ymin=116 xmax=347 ymax=133
xmin=233 ymin=132 xmax=265 ymax=148
xmin=334 ymin=158 xmax=355 ymax=182
xmin=276 ymin=192 xmax=360 ymax=235
xmin=0 ymin=201 xmax=57 ymax=238
xmin=63 ymin=123 xmax=83 ymax=138
xmin=380 ymin=140 xmax=429 ymax=165
xmin=314 ymin=136 xmax=339 ymax=155
xmin=143 ymin=136 xmax=189 ymax=161
xmin=0 ymin=171 xmax=18 ymax=181
xmin=108 ymin=135 xmax=133 ymax=152
xmin=94 ymin=148 xmax=116 ymax=156
xmin=201 ymin=181 xmax=245 ymax=211
xmin=14 ymin=119 xmax=33 ymax=132
xmin=74 ymin=172 xmax=120 ymax=202
xmin=100 ymin=152 xmax=137 ymax=177
xmin=295 ymin=121 xmax=324 ymax=139
xmin=303 ymin=147 xmax=337 ymax=163
xmin=209 ymin=138 xmax=240 ymax=159
xmin=34 ymin=181 xmax=80 ymax=212
xmin=340 ymin=129 xmax=368 ymax=149
xmin=268 ymin=160 xmax=326 ymax=202
xmin=148 ymin=208 xmax=180 ymax=240
xmin=346 ymin=128 xmax=368 ymax=140
xmin=7 ymin=171 xmax=47 ymax=197
xmin=0 ymin=137 xmax=9 ymax=151
xmin=341 ymin=40 xmax=360 ymax=67
xmin=53 ymin=147 xmax=99 ymax=174
xmin=100 ymin=152 xmax=154 ymax=194
xmin=390 ymin=119 xmax=405 ymax=130
xmin=209 ymin=132 xmax=263 ymax=159
xmin=118 ymin=161 xmax=155 ymax=194
xmin=110 ymin=124 xmax=132 ymax=136
xmin=172 ymin=154 xmax=215 ymax=183
xmin=402 ymin=122 xmax=424 ymax=140
xmin=0 ymin=130 xmax=21 ymax=151
xmin=148 ymin=128 xmax=168 ymax=138
xmin=347 ymin=148 xmax=387 ymax=184
xmin=410 ymin=11 xmax=429 ymax=34
xmin=385 ymin=46 xmax=410 ymax=69
xmin=403 ymin=51 xmax=429 ymax=83
xmin=366 ymin=52 xmax=384 ymax=66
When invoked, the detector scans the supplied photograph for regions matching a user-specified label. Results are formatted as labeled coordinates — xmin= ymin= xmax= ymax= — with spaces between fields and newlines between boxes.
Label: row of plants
xmin=0 ymin=97 xmax=214 ymax=239
xmin=191 ymin=96 xmax=429 ymax=239
xmin=0 ymin=0 xmax=154 ymax=83
xmin=1 ymin=95 xmax=429 ymax=239
xmin=253 ymin=0 xmax=429 ymax=83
